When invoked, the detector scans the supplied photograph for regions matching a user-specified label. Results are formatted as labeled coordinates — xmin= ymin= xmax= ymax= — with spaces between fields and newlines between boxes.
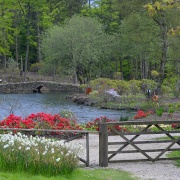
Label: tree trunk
xmin=52 ymin=64 xmax=55 ymax=81
xmin=73 ymin=73 xmax=78 ymax=84
xmin=37 ymin=15 xmax=41 ymax=63
xmin=120 ymin=58 xmax=123 ymax=79
xmin=3 ymin=55 xmax=6 ymax=70
xmin=155 ymin=10 xmax=168 ymax=93
xmin=135 ymin=58 xmax=138 ymax=79
xmin=15 ymin=35 xmax=19 ymax=67
xmin=140 ymin=57 xmax=143 ymax=79
xmin=24 ymin=3 xmax=31 ymax=82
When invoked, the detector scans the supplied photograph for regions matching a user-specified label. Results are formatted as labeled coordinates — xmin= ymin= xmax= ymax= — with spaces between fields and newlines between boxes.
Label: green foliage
xmin=82 ymin=0 xmax=121 ymax=33
xmin=41 ymin=15 xmax=112 ymax=82
xmin=0 ymin=168 xmax=138 ymax=180
xmin=89 ymin=78 xmax=130 ymax=94
xmin=140 ymin=101 xmax=157 ymax=111
xmin=168 ymin=151 xmax=180 ymax=167
xmin=0 ymin=0 xmax=15 ymax=56
xmin=167 ymin=103 xmax=180 ymax=114
xmin=7 ymin=58 xmax=19 ymax=71
xmin=156 ymin=107 xmax=164 ymax=117
xmin=163 ymin=77 xmax=180 ymax=97
xmin=59 ymin=110 xmax=77 ymax=125
xmin=140 ymin=79 xmax=157 ymax=92
xmin=113 ymin=72 xmax=122 ymax=80
xmin=160 ymin=84 xmax=172 ymax=94
xmin=151 ymin=70 xmax=159 ymax=78
xmin=30 ymin=63 xmax=43 ymax=72
xmin=116 ymin=80 xmax=130 ymax=94
xmin=128 ymin=80 xmax=141 ymax=94
xmin=168 ymin=106 xmax=175 ymax=114
xmin=119 ymin=116 xmax=129 ymax=121
xmin=0 ymin=0 xmax=179 ymax=84
xmin=163 ymin=77 xmax=179 ymax=90
xmin=88 ymin=78 xmax=177 ymax=97
xmin=0 ymin=133 xmax=83 ymax=176
xmin=89 ymin=90 xmax=99 ymax=99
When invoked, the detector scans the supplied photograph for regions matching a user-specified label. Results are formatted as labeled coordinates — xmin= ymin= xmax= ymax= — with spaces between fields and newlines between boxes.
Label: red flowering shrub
xmin=171 ymin=123 xmax=179 ymax=129
xmin=85 ymin=116 xmax=127 ymax=132
xmin=21 ymin=119 xmax=36 ymax=129
xmin=171 ymin=118 xmax=180 ymax=129
xmin=0 ymin=114 xmax=23 ymax=128
xmin=0 ymin=113 xmax=83 ymax=132
xmin=134 ymin=110 xmax=147 ymax=119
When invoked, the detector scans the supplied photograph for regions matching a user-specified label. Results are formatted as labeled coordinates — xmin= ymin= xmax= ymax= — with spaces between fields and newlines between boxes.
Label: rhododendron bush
xmin=0 ymin=113 xmax=83 ymax=139
xmin=0 ymin=113 xmax=82 ymax=130
xmin=134 ymin=110 xmax=154 ymax=119
xmin=85 ymin=116 xmax=127 ymax=132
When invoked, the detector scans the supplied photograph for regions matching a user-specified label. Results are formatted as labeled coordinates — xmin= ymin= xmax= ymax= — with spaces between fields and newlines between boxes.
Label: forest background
xmin=0 ymin=0 xmax=180 ymax=94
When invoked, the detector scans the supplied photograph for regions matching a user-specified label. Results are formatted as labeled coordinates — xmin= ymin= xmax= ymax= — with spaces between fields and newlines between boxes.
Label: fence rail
xmin=99 ymin=120 xmax=180 ymax=167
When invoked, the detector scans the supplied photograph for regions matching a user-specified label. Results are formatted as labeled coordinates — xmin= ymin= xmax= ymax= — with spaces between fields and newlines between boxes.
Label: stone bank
xmin=0 ymin=81 xmax=83 ymax=93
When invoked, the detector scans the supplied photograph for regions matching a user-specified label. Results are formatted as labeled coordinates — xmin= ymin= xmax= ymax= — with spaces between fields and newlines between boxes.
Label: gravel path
xmin=73 ymin=134 xmax=180 ymax=180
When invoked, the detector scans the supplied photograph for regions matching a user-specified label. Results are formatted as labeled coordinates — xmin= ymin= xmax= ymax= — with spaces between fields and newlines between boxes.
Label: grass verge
xmin=167 ymin=151 xmax=180 ymax=167
xmin=155 ymin=136 xmax=180 ymax=167
xmin=0 ymin=168 xmax=138 ymax=180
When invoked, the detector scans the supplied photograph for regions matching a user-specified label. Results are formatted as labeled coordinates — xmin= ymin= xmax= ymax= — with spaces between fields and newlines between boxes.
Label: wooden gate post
xmin=99 ymin=122 xmax=108 ymax=167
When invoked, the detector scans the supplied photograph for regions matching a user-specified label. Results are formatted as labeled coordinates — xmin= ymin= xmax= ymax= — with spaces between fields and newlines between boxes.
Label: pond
xmin=0 ymin=93 xmax=135 ymax=124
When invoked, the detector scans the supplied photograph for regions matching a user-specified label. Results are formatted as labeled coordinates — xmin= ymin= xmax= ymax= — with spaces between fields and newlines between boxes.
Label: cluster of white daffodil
xmin=0 ymin=132 xmax=84 ymax=176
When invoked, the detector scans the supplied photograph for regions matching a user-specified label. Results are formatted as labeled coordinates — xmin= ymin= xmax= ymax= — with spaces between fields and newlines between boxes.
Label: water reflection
xmin=0 ymin=93 xmax=135 ymax=123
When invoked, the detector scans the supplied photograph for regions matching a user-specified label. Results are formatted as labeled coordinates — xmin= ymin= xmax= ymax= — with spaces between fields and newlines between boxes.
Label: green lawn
xmin=0 ymin=168 xmax=139 ymax=180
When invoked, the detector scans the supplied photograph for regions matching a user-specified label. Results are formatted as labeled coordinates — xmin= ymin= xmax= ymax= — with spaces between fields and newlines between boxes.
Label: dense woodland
xmin=0 ymin=0 xmax=180 ymax=89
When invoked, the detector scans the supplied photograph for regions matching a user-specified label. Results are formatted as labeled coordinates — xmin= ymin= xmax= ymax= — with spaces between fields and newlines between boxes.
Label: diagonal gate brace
xmin=108 ymin=125 xmax=151 ymax=160
xmin=109 ymin=125 xmax=153 ymax=161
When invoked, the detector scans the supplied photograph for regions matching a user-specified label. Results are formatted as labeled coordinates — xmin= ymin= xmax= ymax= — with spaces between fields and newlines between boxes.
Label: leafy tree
xmin=47 ymin=0 xmax=88 ymax=24
xmin=41 ymin=15 xmax=112 ymax=83
xmin=9 ymin=0 xmax=54 ymax=81
xmin=81 ymin=0 xmax=121 ymax=33
xmin=120 ymin=12 xmax=160 ymax=80
xmin=41 ymin=25 xmax=69 ymax=80
xmin=0 ymin=0 xmax=15 ymax=68
xmin=144 ymin=0 xmax=180 ymax=92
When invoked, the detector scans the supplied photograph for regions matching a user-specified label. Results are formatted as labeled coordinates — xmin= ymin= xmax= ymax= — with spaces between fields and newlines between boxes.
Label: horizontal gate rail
xmin=0 ymin=128 xmax=95 ymax=167
xmin=99 ymin=120 xmax=180 ymax=167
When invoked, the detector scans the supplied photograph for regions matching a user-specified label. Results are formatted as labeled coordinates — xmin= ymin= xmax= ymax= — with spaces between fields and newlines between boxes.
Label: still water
xmin=0 ymin=93 xmax=135 ymax=123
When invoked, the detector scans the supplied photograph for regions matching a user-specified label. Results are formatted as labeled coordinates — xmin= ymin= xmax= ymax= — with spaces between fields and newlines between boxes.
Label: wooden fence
xmin=99 ymin=120 xmax=180 ymax=167
xmin=0 ymin=128 xmax=95 ymax=167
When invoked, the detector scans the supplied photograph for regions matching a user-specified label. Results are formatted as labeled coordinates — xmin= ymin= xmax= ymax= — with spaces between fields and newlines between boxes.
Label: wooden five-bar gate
xmin=99 ymin=120 xmax=180 ymax=167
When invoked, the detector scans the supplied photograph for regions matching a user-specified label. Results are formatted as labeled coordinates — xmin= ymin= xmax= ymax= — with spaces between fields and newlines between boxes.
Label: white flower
xmin=18 ymin=146 xmax=22 ymax=150
xmin=56 ymin=158 xmax=60 ymax=162
xmin=51 ymin=148 xmax=54 ymax=154
xmin=26 ymin=147 xmax=30 ymax=151
xmin=42 ymin=151 xmax=46 ymax=155
xmin=3 ymin=144 xmax=9 ymax=149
